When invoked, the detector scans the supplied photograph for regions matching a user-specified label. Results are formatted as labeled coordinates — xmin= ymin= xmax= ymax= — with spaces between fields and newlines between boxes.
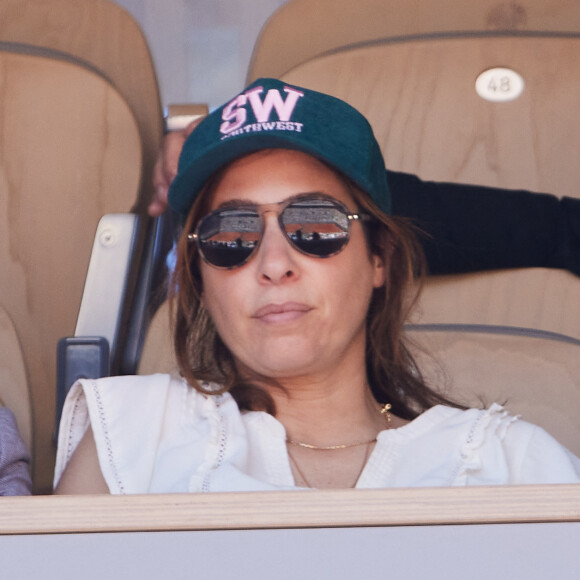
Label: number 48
xmin=475 ymin=67 xmax=525 ymax=102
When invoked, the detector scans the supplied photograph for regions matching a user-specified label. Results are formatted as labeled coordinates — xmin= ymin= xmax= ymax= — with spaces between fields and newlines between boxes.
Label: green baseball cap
xmin=168 ymin=78 xmax=391 ymax=216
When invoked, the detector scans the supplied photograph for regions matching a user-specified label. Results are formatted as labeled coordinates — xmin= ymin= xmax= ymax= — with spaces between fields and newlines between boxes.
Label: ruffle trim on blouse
xmin=453 ymin=403 xmax=519 ymax=485
xmin=188 ymin=382 xmax=230 ymax=493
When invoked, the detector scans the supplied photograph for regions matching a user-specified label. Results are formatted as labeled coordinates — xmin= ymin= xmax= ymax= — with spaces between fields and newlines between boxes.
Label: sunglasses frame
xmin=187 ymin=194 xmax=372 ymax=270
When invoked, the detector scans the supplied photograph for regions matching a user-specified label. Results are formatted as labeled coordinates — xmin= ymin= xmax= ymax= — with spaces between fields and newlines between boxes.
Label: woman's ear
xmin=372 ymin=230 xmax=396 ymax=288
xmin=372 ymin=252 xmax=386 ymax=288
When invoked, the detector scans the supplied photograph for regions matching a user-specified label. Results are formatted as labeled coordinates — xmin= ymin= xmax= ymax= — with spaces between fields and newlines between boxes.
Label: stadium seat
xmin=0 ymin=0 xmax=163 ymax=492
xmin=407 ymin=324 xmax=580 ymax=457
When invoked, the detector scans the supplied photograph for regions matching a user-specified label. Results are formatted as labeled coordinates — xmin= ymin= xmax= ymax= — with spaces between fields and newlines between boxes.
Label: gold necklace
xmin=288 ymin=439 xmax=374 ymax=488
xmin=286 ymin=403 xmax=391 ymax=450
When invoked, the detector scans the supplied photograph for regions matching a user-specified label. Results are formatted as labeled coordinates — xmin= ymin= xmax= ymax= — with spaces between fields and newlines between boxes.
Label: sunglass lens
xmin=197 ymin=209 xmax=260 ymax=268
xmin=282 ymin=201 xmax=350 ymax=257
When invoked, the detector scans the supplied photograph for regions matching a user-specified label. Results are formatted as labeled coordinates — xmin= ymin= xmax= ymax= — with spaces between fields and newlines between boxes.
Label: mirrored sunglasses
xmin=188 ymin=195 xmax=372 ymax=269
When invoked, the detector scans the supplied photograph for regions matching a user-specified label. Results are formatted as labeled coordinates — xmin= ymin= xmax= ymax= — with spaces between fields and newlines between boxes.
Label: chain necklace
xmin=288 ymin=439 xmax=374 ymax=488
xmin=286 ymin=403 xmax=391 ymax=450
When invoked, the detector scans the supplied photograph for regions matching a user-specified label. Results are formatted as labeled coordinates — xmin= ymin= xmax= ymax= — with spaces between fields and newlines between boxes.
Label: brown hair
xmin=170 ymin=159 xmax=461 ymax=419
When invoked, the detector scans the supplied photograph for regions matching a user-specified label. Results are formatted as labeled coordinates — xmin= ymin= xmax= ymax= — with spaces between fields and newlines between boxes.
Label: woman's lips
xmin=252 ymin=302 xmax=312 ymax=324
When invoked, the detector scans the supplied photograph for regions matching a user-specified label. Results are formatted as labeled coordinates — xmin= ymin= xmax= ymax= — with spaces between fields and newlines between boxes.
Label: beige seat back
xmin=0 ymin=0 xmax=163 ymax=212
xmin=138 ymin=301 xmax=176 ymax=377
xmin=407 ymin=325 xmax=580 ymax=457
xmin=0 ymin=0 xmax=163 ymax=492
xmin=247 ymin=0 xmax=580 ymax=339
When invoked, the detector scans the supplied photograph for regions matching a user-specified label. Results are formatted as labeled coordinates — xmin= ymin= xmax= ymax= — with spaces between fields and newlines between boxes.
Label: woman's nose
xmin=254 ymin=213 xmax=299 ymax=283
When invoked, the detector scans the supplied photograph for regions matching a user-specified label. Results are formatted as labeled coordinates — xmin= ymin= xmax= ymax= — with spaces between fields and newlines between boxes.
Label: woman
xmin=54 ymin=78 xmax=580 ymax=494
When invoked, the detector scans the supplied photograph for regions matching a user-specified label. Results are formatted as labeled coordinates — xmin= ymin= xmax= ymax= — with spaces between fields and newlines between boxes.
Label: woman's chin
xmin=239 ymin=348 xmax=325 ymax=380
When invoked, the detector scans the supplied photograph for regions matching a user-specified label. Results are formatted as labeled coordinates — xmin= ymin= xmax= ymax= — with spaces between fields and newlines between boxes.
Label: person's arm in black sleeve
xmin=387 ymin=170 xmax=580 ymax=277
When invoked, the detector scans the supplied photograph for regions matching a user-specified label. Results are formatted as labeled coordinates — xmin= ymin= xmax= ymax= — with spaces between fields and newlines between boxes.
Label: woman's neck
xmin=265 ymin=370 xmax=388 ymax=448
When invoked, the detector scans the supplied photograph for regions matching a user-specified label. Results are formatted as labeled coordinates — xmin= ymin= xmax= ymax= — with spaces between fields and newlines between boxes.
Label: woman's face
xmin=199 ymin=149 xmax=385 ymax=381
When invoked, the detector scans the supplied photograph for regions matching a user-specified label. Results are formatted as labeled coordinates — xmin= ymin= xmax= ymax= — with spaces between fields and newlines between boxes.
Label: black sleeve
xmin=387 ymin=170 xmax=580 ymax=277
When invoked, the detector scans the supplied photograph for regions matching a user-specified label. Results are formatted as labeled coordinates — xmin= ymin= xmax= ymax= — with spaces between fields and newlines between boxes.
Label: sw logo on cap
xmin=169 ymin=78 xmax=392 ymax=217
xmin=220 ymin=85 xmax=305 ymax=139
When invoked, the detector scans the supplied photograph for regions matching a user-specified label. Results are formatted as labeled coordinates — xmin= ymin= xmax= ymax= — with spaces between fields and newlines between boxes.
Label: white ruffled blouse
xmin=54 ymin=373 xmax=580 ymax=493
